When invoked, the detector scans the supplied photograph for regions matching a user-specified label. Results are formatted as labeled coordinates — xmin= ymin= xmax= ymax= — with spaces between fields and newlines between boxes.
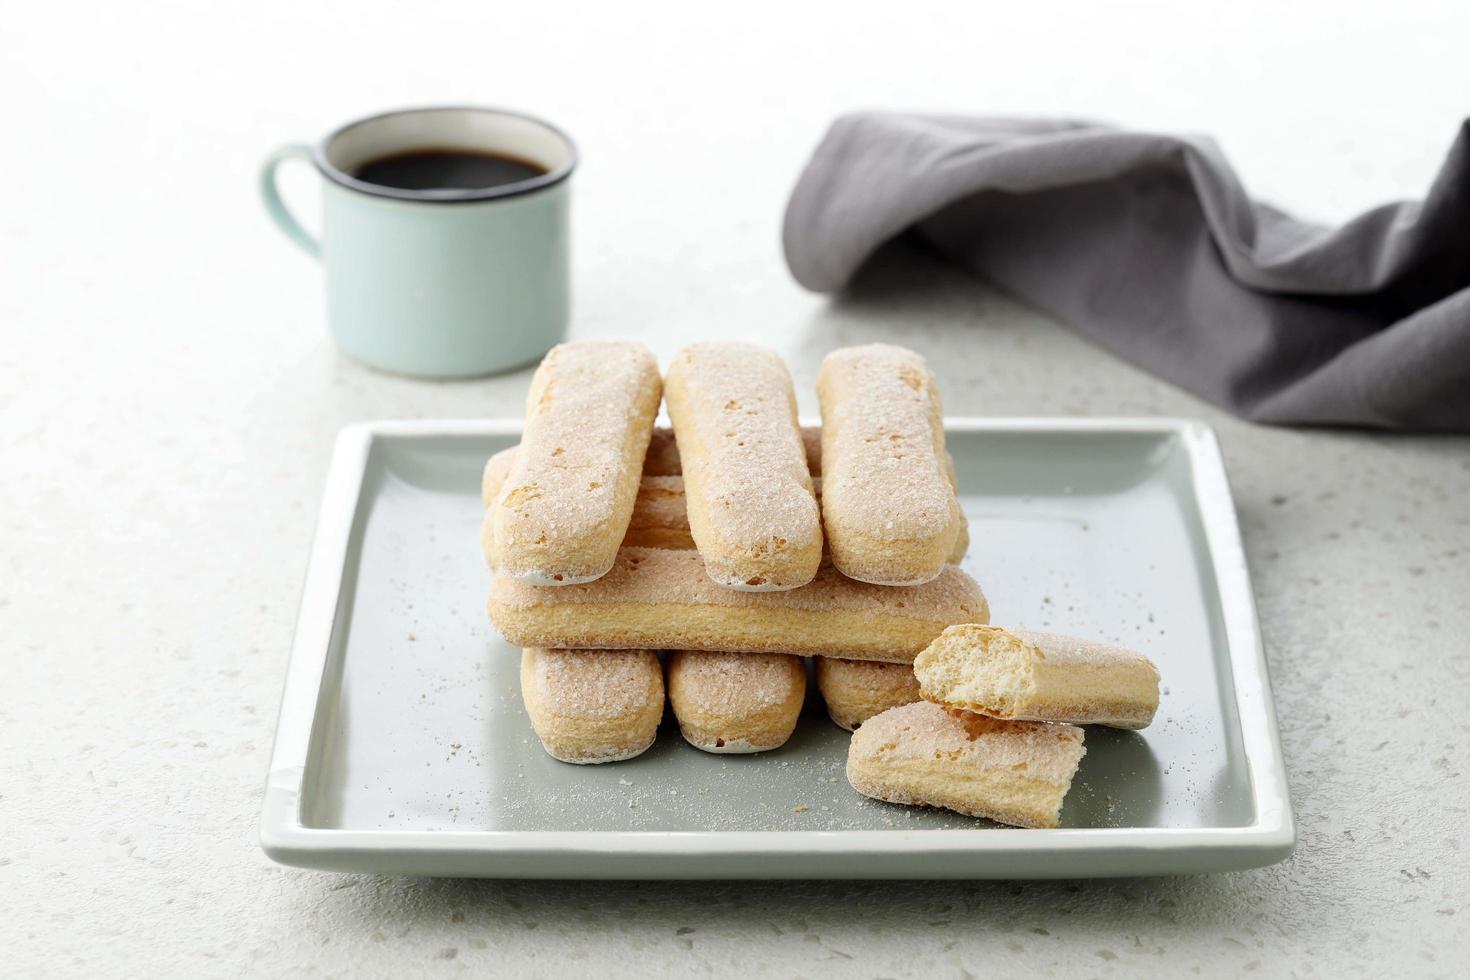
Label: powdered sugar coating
xmin=669 ymin=651 xmax=803 ymax=715
xmin=665 ymin=342 xmax=822 ymax=590
xmin=667 ymin=651 xmax=806 ymax=753
xmin=519 ymin=648 xmax=664 ymax=764
xmin=525 ymin=647 xmax=663 ymax=718
xmin=640 ymin=425 xmax=822 ymax=477
xmin=817 ymin=344 xmax=963 ymax=585
xmin=491 ymin=341 xmax=661 ymax=584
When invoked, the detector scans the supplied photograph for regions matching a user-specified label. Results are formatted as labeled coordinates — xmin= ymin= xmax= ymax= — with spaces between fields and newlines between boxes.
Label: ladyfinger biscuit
xmin=914 ymin=625 xmax=1161 ymax=730
xmin=846 ymin=700 xmax=1086 ymax=829
xmin=664 ymin=342 xmax=823 ymax=591
xmin=817 ymin=344 xmax=963 ymax=585
xmin=490 ymin=341 xmax=662 ymax=585
xmin=489 ymin=547 xmax=988 ymax=663
xmin=667 ymin=651 xmax=806 ymax=753
xmin=520 ymin=648 xmax=665 ymax=764
xmin=644 ymin=425 xmax=822 ymax=477
xmin=815 ymin=658 xmax=922 ymax=731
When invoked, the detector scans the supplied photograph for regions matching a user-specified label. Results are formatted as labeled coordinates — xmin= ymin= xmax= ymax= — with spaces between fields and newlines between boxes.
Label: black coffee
xmin=350 ymin=149 xmax=547 ymax=191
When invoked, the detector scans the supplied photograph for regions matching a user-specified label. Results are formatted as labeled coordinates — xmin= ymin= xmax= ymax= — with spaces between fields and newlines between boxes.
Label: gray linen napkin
xmin=783 ymin=113 xmax=1470 ymax=431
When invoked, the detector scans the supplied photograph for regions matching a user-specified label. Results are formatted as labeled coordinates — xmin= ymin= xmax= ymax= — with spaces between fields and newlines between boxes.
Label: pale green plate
xmin=261 ymin=419 xmax=1293 ymax=878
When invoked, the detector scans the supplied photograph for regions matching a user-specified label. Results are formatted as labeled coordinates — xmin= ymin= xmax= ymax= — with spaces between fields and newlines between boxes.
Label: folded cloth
xmin=783 ymin=113 xmax=1470 ymax=431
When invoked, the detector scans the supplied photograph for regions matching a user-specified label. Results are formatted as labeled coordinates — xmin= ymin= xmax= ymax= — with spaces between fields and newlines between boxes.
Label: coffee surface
xmin=351 ymin=149 xmax=546 ymax=191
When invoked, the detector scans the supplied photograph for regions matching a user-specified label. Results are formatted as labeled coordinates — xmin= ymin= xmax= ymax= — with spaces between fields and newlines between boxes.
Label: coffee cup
xmin=261 ymin=106 xmax=576 ymax=378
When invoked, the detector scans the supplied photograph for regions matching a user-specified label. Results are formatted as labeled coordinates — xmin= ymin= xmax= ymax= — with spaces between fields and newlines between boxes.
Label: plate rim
xmin=259 ymin=417 xmax=1295 ymax=875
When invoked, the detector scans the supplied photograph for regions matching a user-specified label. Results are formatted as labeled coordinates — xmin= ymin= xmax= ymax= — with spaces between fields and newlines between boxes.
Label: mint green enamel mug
xmin=261 ymin=106 xmax=575 ymax=378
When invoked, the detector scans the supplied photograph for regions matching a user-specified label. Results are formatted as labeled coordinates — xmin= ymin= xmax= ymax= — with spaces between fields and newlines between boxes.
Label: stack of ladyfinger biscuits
xmin=483 ymin=340 xmax=1163 ymax=829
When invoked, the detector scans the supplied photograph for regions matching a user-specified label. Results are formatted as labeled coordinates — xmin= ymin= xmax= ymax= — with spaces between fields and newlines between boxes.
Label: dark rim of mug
xmin=313 ymin=105 xmax=578 ymax=204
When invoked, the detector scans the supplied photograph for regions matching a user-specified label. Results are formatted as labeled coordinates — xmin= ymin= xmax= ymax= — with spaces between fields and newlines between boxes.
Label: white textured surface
xmin=3 ymin=0 xmax=1469 ymax=976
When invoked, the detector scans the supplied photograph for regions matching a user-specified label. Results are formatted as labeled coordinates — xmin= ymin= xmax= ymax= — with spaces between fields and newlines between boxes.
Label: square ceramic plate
xmin=260 ymin=418 xmax=1293 ymax=878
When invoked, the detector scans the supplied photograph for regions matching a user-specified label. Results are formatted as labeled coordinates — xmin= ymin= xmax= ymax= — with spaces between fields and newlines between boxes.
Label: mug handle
xmin=260 ymin=143 xmax=322 ymax=258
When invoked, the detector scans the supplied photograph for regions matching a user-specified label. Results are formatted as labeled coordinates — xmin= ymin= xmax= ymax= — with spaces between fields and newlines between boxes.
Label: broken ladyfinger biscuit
xmin=913 ymin=624 xmax=1161 ymax=730
xmin=846 ymin=700 xmax=1086 ymax=829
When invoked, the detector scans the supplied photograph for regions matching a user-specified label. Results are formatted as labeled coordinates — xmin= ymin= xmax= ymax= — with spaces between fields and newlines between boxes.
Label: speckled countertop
xmin=5 ymin=2 xmax=1469 ymax=976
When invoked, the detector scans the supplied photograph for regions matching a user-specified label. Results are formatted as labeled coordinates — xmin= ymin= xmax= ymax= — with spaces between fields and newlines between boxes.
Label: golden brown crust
xmin=489 ymin=547 xmax=988 ymax=663
xmin=640 ymin=425 xmax=822 ymax=477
